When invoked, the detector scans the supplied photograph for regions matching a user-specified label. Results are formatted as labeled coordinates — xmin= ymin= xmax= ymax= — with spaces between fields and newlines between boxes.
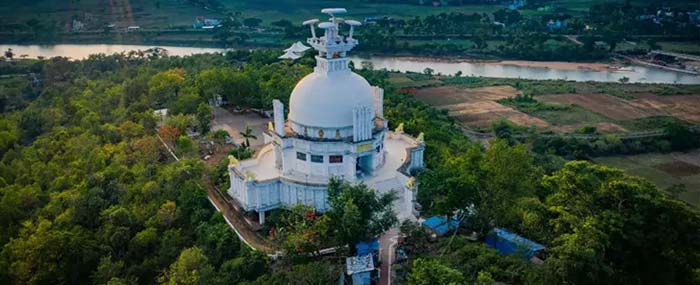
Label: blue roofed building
xmin=422 ymin=216 xmax=459 ymax=237
xmin=346 ymin=254 xmax=376 ymax=285
xmin=485 ymin=228 xmax=545 ymax=260
xmin=356 ymin=239 xmax=380 ymax=256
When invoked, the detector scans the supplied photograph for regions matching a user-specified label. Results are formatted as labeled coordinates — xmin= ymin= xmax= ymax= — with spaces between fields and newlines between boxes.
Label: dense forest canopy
xmin=0 ymin=51 xmax=302 ymax=284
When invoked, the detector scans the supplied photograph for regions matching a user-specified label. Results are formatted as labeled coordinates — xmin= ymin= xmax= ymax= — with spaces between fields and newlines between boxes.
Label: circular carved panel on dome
xmin=318 ymin=129 xmax=324 ymax=139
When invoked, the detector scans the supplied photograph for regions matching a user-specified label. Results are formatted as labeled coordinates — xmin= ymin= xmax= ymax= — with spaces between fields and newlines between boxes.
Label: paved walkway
xmin=206 ymin=184 xmax=275 ymax=253
xmin=211 ymin=107 xmax=268 ymax=147
xmin=379 ymin=228 xmax=399 ymax=285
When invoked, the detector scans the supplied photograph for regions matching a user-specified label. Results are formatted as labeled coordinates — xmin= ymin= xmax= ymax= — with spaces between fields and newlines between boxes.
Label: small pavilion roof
xmin=284 ymin=41 xmax=311 ymax=53
xmin=278 ymin=50 xmax=302 ymax=60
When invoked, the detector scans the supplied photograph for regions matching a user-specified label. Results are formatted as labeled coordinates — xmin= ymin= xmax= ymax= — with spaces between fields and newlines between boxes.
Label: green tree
xmin=196 ymin=68 xmax=258 ymax=106
xmin=478 ymin=140 xmax=539 ymax=228
xmin=239 ymin=125 xmax=257 ymax=148
xmin=326 ymin=179 xmax=397 ymax=250
xmin=159 ymin=247 xmax=214 ymax=285
xmin=175 ymin=136 xmax=198 ymax=157
xmin=541 ymin=161 xmax=700 ymax=284
xmin=195 ymin=215 xmax=240 ymax=267
xmin=149 ymin=68 xmax=186 ymax=105
xmin=195 ymin=103 xmax=212 ymax=134
xmin=216 ymin=250 xmax=268 ymax=284
xmin=408 ymin=258 xmax=464 ymax=285
xmin=170 ymin=89 xmax=203 ymax=115
xmin=3 ymin=219 xmax=101 ymax=284
xmin=664 ymin=121 xmax=697 ymax=150
xmin=243 ymin=18 xmax=262 ymax=28
xmin=284 ymin=261 xmax=341 ymax=285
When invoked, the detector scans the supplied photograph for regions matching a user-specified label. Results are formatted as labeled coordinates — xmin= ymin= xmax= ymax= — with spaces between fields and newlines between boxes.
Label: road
xmin=379 ymin=228 xmax=399 ymax=285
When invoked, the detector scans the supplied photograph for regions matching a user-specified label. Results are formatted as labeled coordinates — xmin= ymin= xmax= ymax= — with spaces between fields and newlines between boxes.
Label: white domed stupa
xmin=228 ymin=8 xmax=425 ymax=224
xmin=289 ymin=71 xmax=374 ymax=130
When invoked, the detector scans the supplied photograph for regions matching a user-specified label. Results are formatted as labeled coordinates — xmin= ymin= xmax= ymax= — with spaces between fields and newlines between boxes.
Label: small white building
xmin=228 ymin=8 xmax=425 ymax=224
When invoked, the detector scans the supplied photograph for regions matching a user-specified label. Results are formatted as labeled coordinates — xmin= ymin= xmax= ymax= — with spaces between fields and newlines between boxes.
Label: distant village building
xmin=71 ymin=20 xmax=85 ymax=32
xmin=194 ymin=17 xmax=222 ymax=29
xmin=509 ymin=0 xmax=526 ymax=10
xmin=127 ymin=26 xmax=141 ymax=32
xmin=689 ymin=10 xmax=700 ymax=25
xmin=546 ymin=19 xmax=566 ymax=31
xmin=228 ymin=8 xmax=425 ymax=224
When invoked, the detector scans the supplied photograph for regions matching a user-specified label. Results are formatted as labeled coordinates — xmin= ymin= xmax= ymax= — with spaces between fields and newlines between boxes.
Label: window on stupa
xmin=329 ymin=155 xmax=343 ymax=163
xmin=296 ymin=152 xmax=307 ymax=161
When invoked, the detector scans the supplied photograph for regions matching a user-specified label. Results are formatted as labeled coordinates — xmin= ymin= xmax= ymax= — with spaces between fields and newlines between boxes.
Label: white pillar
xmin=259 ymin=210 xmax=266 ymax=224
xmin=373 ymin=87 xmax=384 ymax=118
xmin=273 ymin=99 xmax=285 ymax=136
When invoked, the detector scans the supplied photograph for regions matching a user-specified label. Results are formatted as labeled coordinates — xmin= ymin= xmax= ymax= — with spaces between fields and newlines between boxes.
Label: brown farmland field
xmin=538 ymin=93 xmax=662 ymax=121
xmin=629 ymin=94 xmax=700 ymax=123
xmin=411 ymin=86 xmax=550 ymax=129
xmin=539 ymin=93 xmax=700 ymax=123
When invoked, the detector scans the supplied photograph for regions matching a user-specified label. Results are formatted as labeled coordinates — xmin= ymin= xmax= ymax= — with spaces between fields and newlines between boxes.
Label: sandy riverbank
xmin=497 ymin=60 xmax=616 ymax=71
xmin=356 ymin=55 xmax=618 ymax=72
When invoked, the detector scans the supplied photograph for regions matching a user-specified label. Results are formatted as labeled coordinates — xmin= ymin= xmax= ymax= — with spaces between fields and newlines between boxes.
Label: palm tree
xmin=239 ymin=125 xmax=257 ymax=148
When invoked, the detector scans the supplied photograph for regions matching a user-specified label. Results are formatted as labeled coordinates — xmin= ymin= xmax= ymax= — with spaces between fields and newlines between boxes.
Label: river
xmin=2 ymin=43 xmax=699 ymax=85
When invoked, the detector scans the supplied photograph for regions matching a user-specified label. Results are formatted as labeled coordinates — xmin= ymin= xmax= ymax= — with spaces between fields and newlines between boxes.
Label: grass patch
xmin=656 ymin=161 xmax=700 ymax=177
xmin=389 ymin=73 xmax=443 ymax=88
xmin=220 ymin=0 xmax=500 ymax=24
xmin=443 ymin=76 xmax=577 ymax=95
xmin=499 ymin=95 xmax=610 ymax=126
xmin=530 ymin=105 xmax=610 ymax=126
xmin=657 ymin=41 xmax=700 ymax=56
xmin=595 ymin=152 xmax=700 ymax=207
xmin=618 ymin=116 xmax=688 ymax=132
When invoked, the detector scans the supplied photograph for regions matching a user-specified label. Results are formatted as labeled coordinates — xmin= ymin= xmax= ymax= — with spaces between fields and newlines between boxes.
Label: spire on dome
xmin=302 ymin=8 xmax=362 ymax=74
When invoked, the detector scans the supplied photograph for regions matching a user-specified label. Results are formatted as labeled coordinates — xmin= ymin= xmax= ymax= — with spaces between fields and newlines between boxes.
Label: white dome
xmin=288 ymin=71 xmax=374 ymax=129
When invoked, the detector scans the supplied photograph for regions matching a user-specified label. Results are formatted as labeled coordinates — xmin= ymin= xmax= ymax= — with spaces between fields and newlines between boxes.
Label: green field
xmin=0 ymin=0 xmax=215 ymax=28
xmin=520 ymin=103 xmax=611 ymax=127
xmin=0 ymin=0 xmax=501 ymax=28
xmin=220 ymin=0 xmax=500 ymax=24
xmin=595 ymin=151 xmax=700 ymax=206
xmin=387 ymin=73 xmax=443 ymax=89
xmin=657 ymin=42 xmax=700 ymax=56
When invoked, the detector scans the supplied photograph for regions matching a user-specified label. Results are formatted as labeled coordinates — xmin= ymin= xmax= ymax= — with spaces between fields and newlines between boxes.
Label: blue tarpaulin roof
xmin=351 ymin=271 xmax=371 ymax=285
xmin=422 ymin=216 xmax=459 ymax=236
xmin=356 ymin=239 xmax=379 ymax=256
xmin=485 ymin=228 xmax=545 ymax=259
